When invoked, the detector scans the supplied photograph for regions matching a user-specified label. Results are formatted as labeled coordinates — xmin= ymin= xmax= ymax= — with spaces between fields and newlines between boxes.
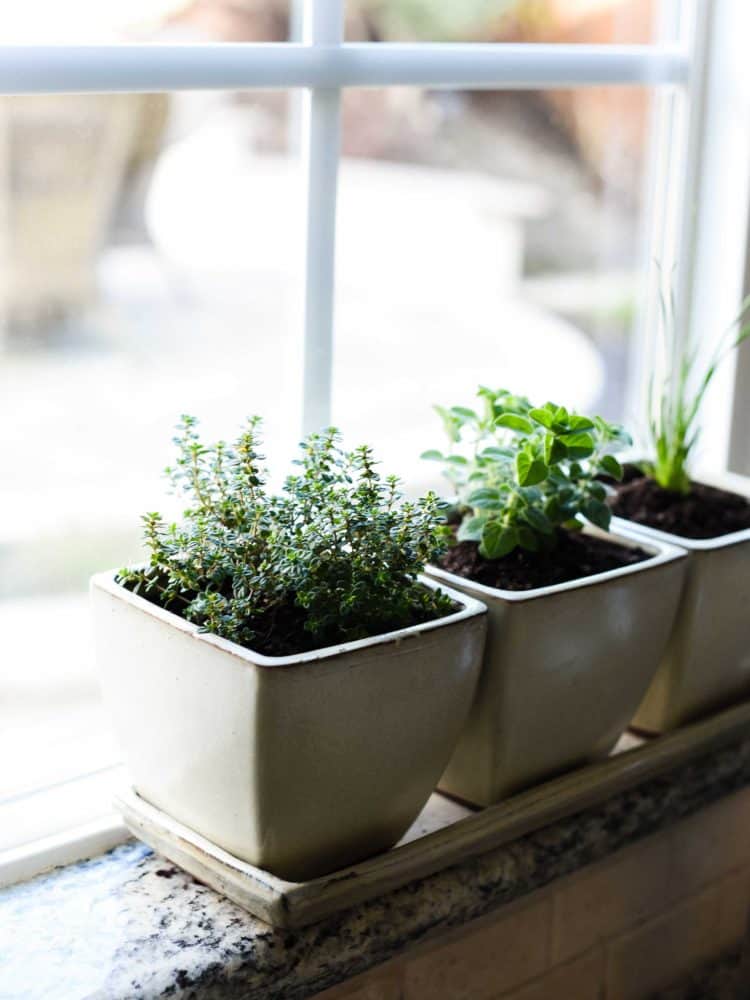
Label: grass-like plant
xmin=643 ymin=290 xmax=750 ymax=494
xmin=119 ymin=416 xmax=453 ymax=656
xmin=423 ymin=387 xmax=630 ymax=559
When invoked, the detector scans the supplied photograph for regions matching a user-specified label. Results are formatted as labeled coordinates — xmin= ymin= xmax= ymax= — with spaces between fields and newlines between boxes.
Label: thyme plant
xmin=423 ymin=388 xmax=630 ymax=559
xmin=120 ymin=416 xmax=453 ymax=655
xmin=643 ymin=289 xmax=750 ymax=494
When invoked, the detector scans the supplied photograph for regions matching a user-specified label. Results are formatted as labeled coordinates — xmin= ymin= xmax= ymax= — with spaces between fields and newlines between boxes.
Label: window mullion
xmin=300 ymin=0 xmax=343 ymax=435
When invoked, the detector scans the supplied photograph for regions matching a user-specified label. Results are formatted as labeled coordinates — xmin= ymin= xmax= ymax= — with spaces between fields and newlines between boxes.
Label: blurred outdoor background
xmin=1 ymin=0 xmax=658 ymax=834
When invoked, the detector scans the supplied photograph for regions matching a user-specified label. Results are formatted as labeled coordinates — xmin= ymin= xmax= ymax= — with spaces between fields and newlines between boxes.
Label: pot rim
xmin=426 ymin=523 xmax=686 ymax=603
xmin=90 ymin=569 xmax=487 ymax=668
xmin=609 ymin=470 xmax=750 ymax=551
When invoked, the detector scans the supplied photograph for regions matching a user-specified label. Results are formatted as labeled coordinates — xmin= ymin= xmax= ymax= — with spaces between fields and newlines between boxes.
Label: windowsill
xmin=2 ymin=735 xmax=750 ymax=1000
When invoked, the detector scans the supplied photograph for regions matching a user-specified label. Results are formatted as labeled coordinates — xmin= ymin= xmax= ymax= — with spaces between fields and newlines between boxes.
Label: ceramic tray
xmin=115 ymin=699 xmax=750 ymax=928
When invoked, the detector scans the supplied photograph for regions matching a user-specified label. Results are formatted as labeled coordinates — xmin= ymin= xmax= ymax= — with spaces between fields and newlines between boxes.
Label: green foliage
xmin=643 ymin=288 xmax=750 ymax=494
xmin=360 ymin=0 xmax=515 ymax=41
xmin=119 ymin=416 xmax=453 ymax=655
xmin=423 ymin=388 xmax=630 ymax=559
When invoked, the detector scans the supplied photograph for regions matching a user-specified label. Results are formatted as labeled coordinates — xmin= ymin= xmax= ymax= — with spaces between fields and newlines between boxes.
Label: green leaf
xmin=600 ymin=454 xmax=623 ymax=480
xmin=450 ymin=406 xmax=478 ymax=421
xmin=479 ymin=446 xmax=514 ymax=462
xmin=496 ymin=412 xmax=534 ymax=434
xmin=566 ymin=415 xmax=595 ymax=432
xmin=544 ymin=432 xmax=567 ymax=466
xmin=516 ymin=451 xmax=548 ymax=487
xmin=561 ymin=432 xmax=595 ymax=459
xmin=434 ymin=405 xmax=461 ymax=443
xmin=467 ymin=486 xmax=502 ymax=509
xmin=445 ymin=455 xmax=469 ymax=466
xmin=457 ymin=516 xmax=484 ymax=542
xmin=517 ymin=527 xmax=540 ymax=552
xmin=420 ymin=449 xmax=444 ymax=461
xmin=528 ymin=407 xmax=555 ymax=429
xmin=583 ymin=498 xmax=611 ymax=531
xmin=521 ymin=506 xmax=554 ymax=535
xmin=480 ymin=521 xmax=518 ymax=559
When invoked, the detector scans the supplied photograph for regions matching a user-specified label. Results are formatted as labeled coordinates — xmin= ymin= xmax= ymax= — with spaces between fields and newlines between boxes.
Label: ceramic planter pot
xmin=611 ymin=472 xmax=750 ymax=733
xmin=91 ymin=571 xmax=487 ymax=881
xmin=426 ymin=526 xmax=686 ymax=806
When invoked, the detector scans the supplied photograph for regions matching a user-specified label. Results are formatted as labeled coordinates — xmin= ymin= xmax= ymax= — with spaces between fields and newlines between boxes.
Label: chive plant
xmin=643 ymin=289 xmax=750 ymax=494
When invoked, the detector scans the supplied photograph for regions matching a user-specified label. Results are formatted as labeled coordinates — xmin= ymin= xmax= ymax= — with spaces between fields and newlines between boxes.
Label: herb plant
xmin=423 ymin=388 xmax=630 ymax=559
xmin=119 ymin=416 xmax=453 ymax=656
xmin=643 ymin=290 xmax=750 ymax=494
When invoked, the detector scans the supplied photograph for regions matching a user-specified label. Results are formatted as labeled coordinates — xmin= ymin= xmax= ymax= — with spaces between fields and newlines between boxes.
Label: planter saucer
xmin=115 ymin=698 xmax=750 ymax=929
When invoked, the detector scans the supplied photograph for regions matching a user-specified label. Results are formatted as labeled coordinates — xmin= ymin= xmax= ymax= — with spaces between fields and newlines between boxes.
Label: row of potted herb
xmin=93 ymin=312 xmax=750 ymax=881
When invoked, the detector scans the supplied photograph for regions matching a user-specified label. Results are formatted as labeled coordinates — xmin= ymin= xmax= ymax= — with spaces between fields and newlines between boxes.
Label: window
xmin=3 ymin=0 xmax=749 ymax=882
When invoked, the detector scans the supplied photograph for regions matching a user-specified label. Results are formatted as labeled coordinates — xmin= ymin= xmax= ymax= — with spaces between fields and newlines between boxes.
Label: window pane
xmin=332 ymin=83 xmax=652 ymax=493
xmin=0 ymin=88 xmax=302 ymax=822
xmin=0 ymin=1 xmax=290 ymax=44
xmin=346 ymin=0 xmax=656 ymax=44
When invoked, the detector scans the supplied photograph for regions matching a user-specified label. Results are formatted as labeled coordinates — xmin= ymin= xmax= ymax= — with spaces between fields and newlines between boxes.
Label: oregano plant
xmin=119 ymin=416 xmax=453 ymax=656
xmin=423 ymin=387 xmax=630 ymax=559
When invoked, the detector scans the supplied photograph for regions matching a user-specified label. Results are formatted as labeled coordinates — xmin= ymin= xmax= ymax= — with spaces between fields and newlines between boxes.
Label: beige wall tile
xmin=551 ymin=833 xmax=672 ymax=963
xmin=605 ymin=885 xmax=721 ymax=1000
xmin=667 ymin=789 xmax=750 ymax=901
xmin=716 ymin=866 xmax=750 ymax=954
xmin=495 ymin=946 xmax=604 ymax=1000
xmin=403 ymin=897 xmax=551 ymax=1000
xmin=313 ymin=963 xmax=404 ymax=999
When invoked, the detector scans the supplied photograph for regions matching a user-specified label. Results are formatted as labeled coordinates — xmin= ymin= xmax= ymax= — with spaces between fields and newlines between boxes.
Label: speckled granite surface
xmin=3 ymin=737 xmax=750 ymax=1000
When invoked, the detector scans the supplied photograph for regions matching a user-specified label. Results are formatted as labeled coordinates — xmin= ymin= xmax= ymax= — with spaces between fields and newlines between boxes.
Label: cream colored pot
xmin=612 ymin=472 xmax=750 ymax=733
xmin=426 ymin=526 xmax=686 ymax=807
xmin=91 ymin=571 xmax=486 ymax=881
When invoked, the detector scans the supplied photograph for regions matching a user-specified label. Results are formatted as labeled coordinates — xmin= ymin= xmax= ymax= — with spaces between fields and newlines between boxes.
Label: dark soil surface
xmin=126 ymin=580 xmax=453 ymax=658
xmin=608 ymin=468 xmax=750 ymax=540
xmin=439 ymin=529 xmax=649 ymax=591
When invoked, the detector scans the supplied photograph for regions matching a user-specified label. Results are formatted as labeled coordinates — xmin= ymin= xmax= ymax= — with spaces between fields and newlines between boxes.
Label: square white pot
xmin=612 ymin=471 xmax=750 ymax=732
xmin=426 ymin=526 xmax=686 ymax=806
xmin=91 ymin=572 xmax=487 ymax=881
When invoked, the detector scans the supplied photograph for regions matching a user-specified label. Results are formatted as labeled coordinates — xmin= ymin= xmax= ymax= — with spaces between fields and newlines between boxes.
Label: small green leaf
xmin=445 ymin=455 xmax=469 ymax=466
xmin=420 ymin=449 xmax=444 ymax=461
xmin=521 ymin=506 xmax=554 ymax=535
xmin=600 ymin=454 xmax=623 ymax=480
xmin=561 ymin=432 xmax=595 ymax=459
xmin=529 ymin=407 xmax=555 ymax=429
xmin=480 ymin=521 xmax=518 ymax=559
xmin=567 ymin=415 xmax=595 ymax=432
xmin=450 ymin=406 xmax=478 ymax=421
xmin=517 ymin=527 xmax=540 ymax=552
xmin=516 ymin=451 xmax=548 ymax=487
xmin=583 ymin=498 xmax=611 ymax=531
xmin=434 ymin=405 xmax=461 ymax=443
xmin=467 ymin=487 xmax=500 ymax=502
xmin=479 ymin=446 xmax=514 ymax=461
xmin=496 ymin=413 xmax=534 ymax=434
xmin=457 ymin=516 xmax=485 ymax=542
xmin=544 ymin=432 xmax=567 ymax=466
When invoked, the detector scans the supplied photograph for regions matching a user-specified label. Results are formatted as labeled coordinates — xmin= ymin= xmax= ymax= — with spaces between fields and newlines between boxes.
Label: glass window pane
xmin=332 ymin=83 xmax=653 ymax=494
xmin=346 ymin=0 xmax=656 ymax=44
xmin=0 ymin=1 xmax=290 ymax=44
xmin=0 ymin=88 xmax=302 ymax=820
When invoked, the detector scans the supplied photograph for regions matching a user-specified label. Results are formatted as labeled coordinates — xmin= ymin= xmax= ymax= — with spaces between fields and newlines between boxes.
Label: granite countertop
xmin=3 ymin=737 xmax=750 ymax=1000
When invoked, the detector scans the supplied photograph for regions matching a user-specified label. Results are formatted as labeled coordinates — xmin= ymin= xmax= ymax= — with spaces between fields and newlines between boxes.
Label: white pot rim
xmin=611 ymin=470 xmax=750 ymax=552
xmin=426 ymin=524 xmax=686 ymax=604
xmin=90 ymin=569 xmax=487 ymax=669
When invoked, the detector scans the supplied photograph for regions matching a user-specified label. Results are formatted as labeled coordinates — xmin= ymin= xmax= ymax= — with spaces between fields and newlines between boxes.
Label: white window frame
xmin=2 ymin=0 xmax=749 ymax=884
